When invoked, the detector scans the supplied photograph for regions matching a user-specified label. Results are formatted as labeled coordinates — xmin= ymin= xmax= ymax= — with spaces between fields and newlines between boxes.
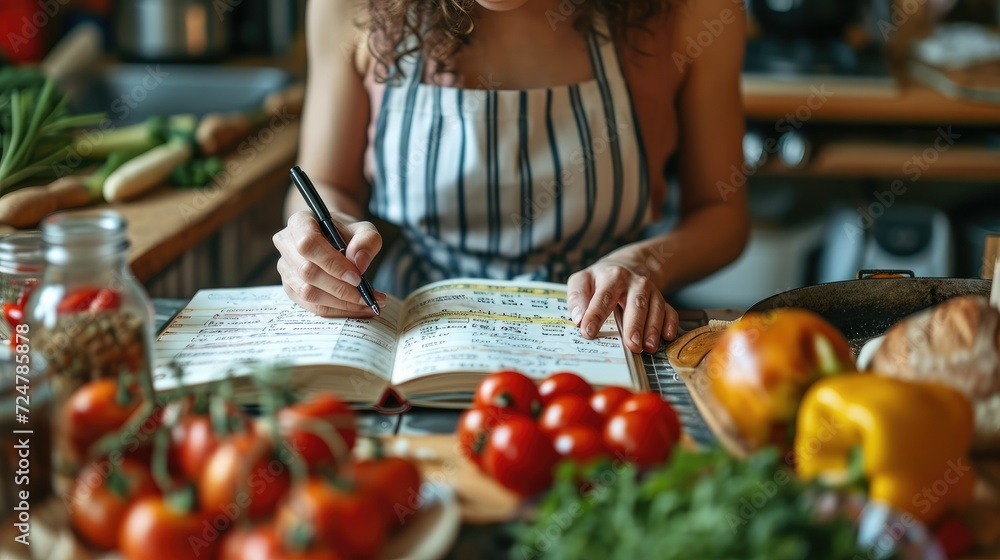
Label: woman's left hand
xmin=567 ymin=252 xmax=678 ymax=354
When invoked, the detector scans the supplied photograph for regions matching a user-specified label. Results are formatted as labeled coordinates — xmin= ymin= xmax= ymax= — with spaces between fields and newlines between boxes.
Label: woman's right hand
xmin=273 ymin=211 xmax=386 ymax=317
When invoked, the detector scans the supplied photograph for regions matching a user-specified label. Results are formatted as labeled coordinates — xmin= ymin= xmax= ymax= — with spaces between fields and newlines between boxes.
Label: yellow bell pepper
xmin=795 ymin=374 xmax=975 ymax=525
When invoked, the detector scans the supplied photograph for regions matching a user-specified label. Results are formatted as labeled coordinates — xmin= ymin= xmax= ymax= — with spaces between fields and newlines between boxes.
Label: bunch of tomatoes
xmin=62 ymin=376 xmax=421 ymax=560
xmin=457 ymin=370 xmax=682 ymax=497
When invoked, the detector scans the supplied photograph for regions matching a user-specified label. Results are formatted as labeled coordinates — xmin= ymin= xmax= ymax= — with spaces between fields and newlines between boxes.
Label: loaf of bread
xmin=871 ymin=295 xmax=1000 ymax=449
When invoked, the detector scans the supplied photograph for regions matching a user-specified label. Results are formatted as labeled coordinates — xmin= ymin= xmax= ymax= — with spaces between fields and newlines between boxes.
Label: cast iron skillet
xmin=745 ymin=270 xmax=992 ymax=353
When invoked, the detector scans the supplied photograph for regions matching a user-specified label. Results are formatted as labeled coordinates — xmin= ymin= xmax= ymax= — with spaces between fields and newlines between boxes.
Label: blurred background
xmin=1 ymin=0 xmax=998 ymax=309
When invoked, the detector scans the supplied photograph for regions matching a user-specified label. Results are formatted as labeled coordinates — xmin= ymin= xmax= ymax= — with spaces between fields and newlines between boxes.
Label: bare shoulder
xmin=668 ymin=0 xmax=746 ymax=81
xmin=306 ymin=0 xmax=370 ymax=76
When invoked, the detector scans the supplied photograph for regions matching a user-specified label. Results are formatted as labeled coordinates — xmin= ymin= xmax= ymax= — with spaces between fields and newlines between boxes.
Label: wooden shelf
xmin=743 ymin=77 xmax=1000 ymax=126
xmin=756 ymin=140 xmax=1000 ymax=182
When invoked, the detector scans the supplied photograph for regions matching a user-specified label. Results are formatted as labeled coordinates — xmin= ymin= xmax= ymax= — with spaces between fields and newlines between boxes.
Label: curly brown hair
xmin=366 ymin=0 xmax=671 ymax=83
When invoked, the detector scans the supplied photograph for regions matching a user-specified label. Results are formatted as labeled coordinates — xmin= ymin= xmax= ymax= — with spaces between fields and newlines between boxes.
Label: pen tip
xmin=371 ymin=304 xmax=381 ymax=316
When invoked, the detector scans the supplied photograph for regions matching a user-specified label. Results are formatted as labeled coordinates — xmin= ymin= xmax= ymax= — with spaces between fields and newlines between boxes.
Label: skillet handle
xmin=856 ymin=269 xmax=915 ymax=279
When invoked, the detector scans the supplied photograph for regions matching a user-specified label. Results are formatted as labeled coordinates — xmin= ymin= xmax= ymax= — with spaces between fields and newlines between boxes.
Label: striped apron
xmin=365 ymin=23 xmax=650 ymax=298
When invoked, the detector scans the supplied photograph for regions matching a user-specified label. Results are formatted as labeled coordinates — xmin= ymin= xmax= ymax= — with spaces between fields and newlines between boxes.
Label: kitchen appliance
xmin=230 ymin=0 xmax=304 ymax=55
xmin=114 ymin=0 xmax=230 ymax=62
xmin=817 ymin=205 xmax=954 ymax=283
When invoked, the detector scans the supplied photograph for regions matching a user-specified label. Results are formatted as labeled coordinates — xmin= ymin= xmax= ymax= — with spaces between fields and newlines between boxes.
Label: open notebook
xmin=154 ymin=279 xmax=647 ymax=411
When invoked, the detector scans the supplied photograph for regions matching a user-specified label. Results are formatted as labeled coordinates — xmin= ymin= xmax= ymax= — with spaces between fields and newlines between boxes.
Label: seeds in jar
xmin=37 ymin=309 xmax=145 ymax=387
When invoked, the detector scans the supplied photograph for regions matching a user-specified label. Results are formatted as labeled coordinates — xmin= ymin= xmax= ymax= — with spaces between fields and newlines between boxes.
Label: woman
xmin=273 ymin=0 xmax=749 ymax=354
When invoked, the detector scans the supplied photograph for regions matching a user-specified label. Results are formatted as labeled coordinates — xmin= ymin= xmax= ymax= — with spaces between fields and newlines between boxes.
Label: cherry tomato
xmin=277 ymin=392 xmax=357 ymax=469
xmin=473 ymin=370 xmax=541 ymax=419
xmin=603 ymin=409 xmax=677 ymax=467
xmin=589 ymin=386 xmax=633 ymax=418
xmin=552 ymin=426 xmax=609 ymax=465
xmin=278 ymin=478 xmax=385 ymax=560
xmin=538 ymin=394 xmax=602 ymax=436
xmin=199 ymin=431 xmax=290 ymax=521
xmin=618 ymin=392 xmax=682 ymax=442
xmin=171 ymin=402 xmax=248 ymax=480
xmin=346 ymin=456 xmax=422 ymax=531
xmin=119 ymin=496 xmax=218 ymax=560
xmin=57 ymin=287 xmax=121 ymax=314
xmin=538 ymin=372 xmax=593 ymax=406
xmin=482 ymin=416 xmax=559 ymax=497
xmin=63 ymin=379 xmax=143 ymax=460
xmin=2 ymin=302 xmax=23 ymax=328
xmin=456 ymin=407 xmax=501 ymax=467
xmin=69 ymin=458 xmax=159 ymax=550
xmin=15 ymin=280 xmax=35 ymax=308
xmin=221 ymin=523 xmax=345 ymax=560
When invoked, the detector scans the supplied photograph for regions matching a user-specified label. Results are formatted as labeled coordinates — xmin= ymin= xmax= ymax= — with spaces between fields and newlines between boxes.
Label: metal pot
xmin=115 ymin=0 xmax=230 ymax=62
xmin=746 ymin=270 xmax=992 ymax=351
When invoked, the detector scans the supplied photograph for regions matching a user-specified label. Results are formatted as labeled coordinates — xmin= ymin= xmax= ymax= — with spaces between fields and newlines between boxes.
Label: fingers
xmin=277 ymin=257 xmax=376 ymax=316
xmin=273 ymin=211 xmax=387 ymax=318
xmin=566 ymin=270 xmax=595 ymax=326
xmin=342 ymin=219 xmax=382 ymax=274
xmin=573 ymin=264 xmax=674 ymax=353
xmin=662 ymin=303 xmax=679 ymax=342
xmin=577 ymin=267 xmax=629 ymax=340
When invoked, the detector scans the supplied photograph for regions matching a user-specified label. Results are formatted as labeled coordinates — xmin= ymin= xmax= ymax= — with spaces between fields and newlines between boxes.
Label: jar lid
xmin=41 ymin=210 xmax=129 ymax=264
xmin=0 ymin=231 xmax=44 ymax=273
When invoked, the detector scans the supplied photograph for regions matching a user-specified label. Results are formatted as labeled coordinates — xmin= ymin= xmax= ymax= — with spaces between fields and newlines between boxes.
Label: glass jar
xmin=25 ymin=210 xmax=155 ymax=480
xmin=0 ymin=232 xmax=44 ymax=342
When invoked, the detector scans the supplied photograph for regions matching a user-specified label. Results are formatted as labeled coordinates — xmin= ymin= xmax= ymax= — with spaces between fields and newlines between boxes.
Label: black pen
xmin=289 ymin=166 xmax=381 ymax=316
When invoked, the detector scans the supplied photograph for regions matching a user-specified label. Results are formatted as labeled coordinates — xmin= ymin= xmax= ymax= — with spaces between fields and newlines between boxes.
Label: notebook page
xmin=154 ymin=286 xmax=402 ymax=391
xmin=391 ymin=280 xmax=633 ymax=387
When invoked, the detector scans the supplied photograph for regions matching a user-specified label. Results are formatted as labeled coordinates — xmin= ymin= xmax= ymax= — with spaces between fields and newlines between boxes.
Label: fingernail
xmin=571 ymin=306 xmax=582 ymax=324
xmin=630 ymin=331 xmax=641 ymax=347
xmin=356 ymin=251 xmax=373 ymax=273
xmin=646 ymin=335 xmax=658 ymax=352
xmin=585 ymin=323 xmax=595 ymax=338
xmin=343 ymin=271 xmax=361 ymax=287
xmin=376 ymin=293 xmax=388 ymax=303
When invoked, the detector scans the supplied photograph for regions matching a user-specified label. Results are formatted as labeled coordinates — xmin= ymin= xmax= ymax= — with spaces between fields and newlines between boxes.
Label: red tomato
xmin=456 ymin=407 xmax=503 ymax=467
xmin=346 ymin=456 xmax=422 ymax=531
xmin=89 ymin=288 xmax=122 ymax=312
xmin=278 ymin=478 xmax=385 ymax=560
xmin=277 ymin=392 xmax=356 ymax=469
xmin=538 ymin=372 xmax=593 ymax=406
xmin=220 ymin=523 xmax=345 ymax=560
xmin=552 ymin=426 xmax=609 ymax=465
xmin=15 ymin=280 xmax=35 ymax=308
xmin=589 ymin=386 xmax=633 ymax=418
xmin=603 ymin=410 xmax=677 ymax=467
xmin=171 ymin=409 xmax=248 ymax=480
xmin=482 ymin=416 xmax=559 ymax=497
xmin=69 ymin=458 xmax=159 ymax=550
xmin=473 ymin=370 xmax=541 ymax=419
xmin=64 ymin=379 xmax=143 ymax=460
xmin=618 ymin=393 xmax=682 ymax=442
xmin=2 ymin=302 xmax=23 ymax=328
xmin=119 ymin=496 xmax=218 ymax=560
xmin=57 ymin=287 xmax=121 ymax=314
xmin=199 ymin=431 xmax=290 ymax=521
xmin=538 ymin=394 xmax=602 ymax=436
